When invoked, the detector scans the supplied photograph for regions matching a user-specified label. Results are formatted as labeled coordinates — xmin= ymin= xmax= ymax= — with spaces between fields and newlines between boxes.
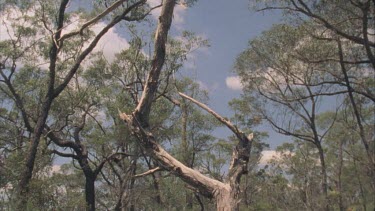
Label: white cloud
xmin=259 ymin=150 xmax=280 ymax=165
xmin=173 ymin=4 xmax=187 ymax=28
xmin=60 ymin=16 xmax=129 ymax=62
xmin=90 ymin=23 xmax=130 ymax=62
xmin=1 ymin=9 xmax=129 ymax=64
xmin=259 ymin=150 xmax=295 ymax=165
xmin=225 ymin=76 xmax=243 ymax=91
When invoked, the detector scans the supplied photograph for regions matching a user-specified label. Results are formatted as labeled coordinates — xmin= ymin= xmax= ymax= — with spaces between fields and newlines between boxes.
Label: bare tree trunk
xmin=114 ymin=179 xmax=125 ymax=211
xmin=215 ymin=185 xmax=238 ymax=211
xmin=119 ymin=1 xmax=253 ymax=210
xmin=181 ymin=100 xmax=189 ymax=165
xmin=16 ymin=0 xmax=70 ymax=203
xmin=78 ymin=155 xmax=97 ymax=211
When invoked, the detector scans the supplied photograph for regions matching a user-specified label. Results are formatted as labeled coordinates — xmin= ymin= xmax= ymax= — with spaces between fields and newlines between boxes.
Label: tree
xmin=321 ymin=108 xmax=374 ymax=210
xmin=0 ymin=0 xmax=155 ymax=209
xmin=118 ymin=1 xmax=255 ymax=210
xmin=235 ymin=23 xmax=338 ymax=209
xmin=233 ymin=0 xmax=374 ymax=209
xmin=252 ymin=0 xmax=375 ymax=184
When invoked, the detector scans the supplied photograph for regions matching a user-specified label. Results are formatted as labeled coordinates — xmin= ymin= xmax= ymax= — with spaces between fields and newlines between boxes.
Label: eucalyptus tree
xmin=118 ymin=0 xmax=256 ymax=210
xmin=66 ymin=24 xmax=212 ymax=210
xmin=320 ymin=108 xmax=374 ymax=210
xmin=255 ymin=0 xmax=375 ymax=69
xmin=257 ymin=107 xmax=375 ymax=211
xmin=235 ymin=23 xmax=338 ymax=210
xmin=45 ymin=77 xmax=136 ymax=211
xmin=252 ymin=0 xmax=375 ymax=187
xmin=232 ymin=1 xmax=374 ymax=209
xmin=0 ymin=0 xmax=157 ymax=208
xmin=0 ymin=0 xmax=273 ymax=210
xmin=160 ymin=77 xmax=217 ymax=209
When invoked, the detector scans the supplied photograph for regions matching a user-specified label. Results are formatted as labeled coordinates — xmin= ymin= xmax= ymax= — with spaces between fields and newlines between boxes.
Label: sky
xmin=170 ymin=0 xmax=284 ymax=149
xmin=88 ymin=0 xmax=286 ymax=149
xmin=0 ymin=0 xmax=286 ymax=164
xmin=72 ymin=0 xmax=287 ymax=155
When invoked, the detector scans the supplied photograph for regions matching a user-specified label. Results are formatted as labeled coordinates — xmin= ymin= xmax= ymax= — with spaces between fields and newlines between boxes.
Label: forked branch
xmin=179 ymin=92 xmax=253 ymax=182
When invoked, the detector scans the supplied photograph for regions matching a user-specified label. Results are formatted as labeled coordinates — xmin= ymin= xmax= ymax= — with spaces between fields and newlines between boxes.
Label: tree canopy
xmin=0 ymin=0 xmax=374 ymax=210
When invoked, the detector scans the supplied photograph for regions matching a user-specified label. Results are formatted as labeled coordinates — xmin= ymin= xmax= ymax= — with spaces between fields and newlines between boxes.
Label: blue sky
xmin=0 ymin=0 xmax=285 ymax=153
xmin=173 ymin=0 xmax=284 ymax=148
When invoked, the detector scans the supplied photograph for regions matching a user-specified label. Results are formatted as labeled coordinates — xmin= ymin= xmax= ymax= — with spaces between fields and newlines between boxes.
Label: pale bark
xmin=119 ymin=1 xmax=253 ymax=210
xmin=134 ymin=0 xmax=175 ymax=126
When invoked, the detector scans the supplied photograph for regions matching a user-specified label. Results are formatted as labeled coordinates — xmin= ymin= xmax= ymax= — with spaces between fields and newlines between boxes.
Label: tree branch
xmin=133 ymin=167 xmax=162 ymax=178
xmin=178 ymin=92 xmax=253 ymax=195
xmin=179 ymin=92 xmax=243 ymax=140
xmin=58 ymin=0 xmax=128 ymax=42
xmin=134 ymin=0 xmax=175 ymax=126
xmin=51 ymin=149 xmax=79 ymax=159
xmin=94 ymin=152 xmax=133 ymax=177
xmin=53 ymin=0 xmax=147 ymax=98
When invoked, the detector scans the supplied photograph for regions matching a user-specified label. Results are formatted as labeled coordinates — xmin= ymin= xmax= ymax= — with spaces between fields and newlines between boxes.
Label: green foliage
xmin=1 ymin=0 xmax=373 ymax=210
xmin=234 ymin=0 xmax=375 ymax=210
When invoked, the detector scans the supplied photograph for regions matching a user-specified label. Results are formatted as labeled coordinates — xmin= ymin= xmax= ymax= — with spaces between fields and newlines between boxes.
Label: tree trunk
xmin=316 ymin=142 xmax=330 ymax=211
xmin=181 ymin=100 xmax=189 ymax=165
xmin=84 ymin=173 xmax=96 ymax=211
xmin=79 ymin=155 xmax=97 ymax=211
xmin=17 ymin=100 xmax=53 ymax=209
xmin=17 ymin=0 xmax=70 ymax=204
xmin=78 ymin=154 xmax=97 ymax=211
xmin=151 ymin=173 xmax=163 ymax=205
xmin=338 ymin=40 xmax=375 ymax=189
xmin=144 ymin=158 xmax=163 ymax=205
xmin=129 ymin=159 xmax=137 ymax=211
xmin=185 ymin=191 xmax=193 ymax=209
xmin=353 ymin=158 xmax=367 ymax=211
xmin=215 ymin=185 xmax=239 ymax=211
xmin=181 ymin=101 xmax=194 ymax=209
xmin=337 ymin=139 xmax=344 ymax=211
xmin=195 ymin=193 xmax=205 ymax=211
xmin=119 ymin=1 xmax=252 ymax=210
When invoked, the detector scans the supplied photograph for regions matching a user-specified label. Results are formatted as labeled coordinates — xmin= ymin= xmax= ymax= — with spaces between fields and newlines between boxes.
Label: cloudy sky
xmin=86 ymin=0 xmax=285 ymax=149
xmin=0 ymin=0 xmax=284 ymax=158
xmin=170 ymin=0 xmax=283 ymax=148
xmin=80 ymin=0 xmax=286 ymax=151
